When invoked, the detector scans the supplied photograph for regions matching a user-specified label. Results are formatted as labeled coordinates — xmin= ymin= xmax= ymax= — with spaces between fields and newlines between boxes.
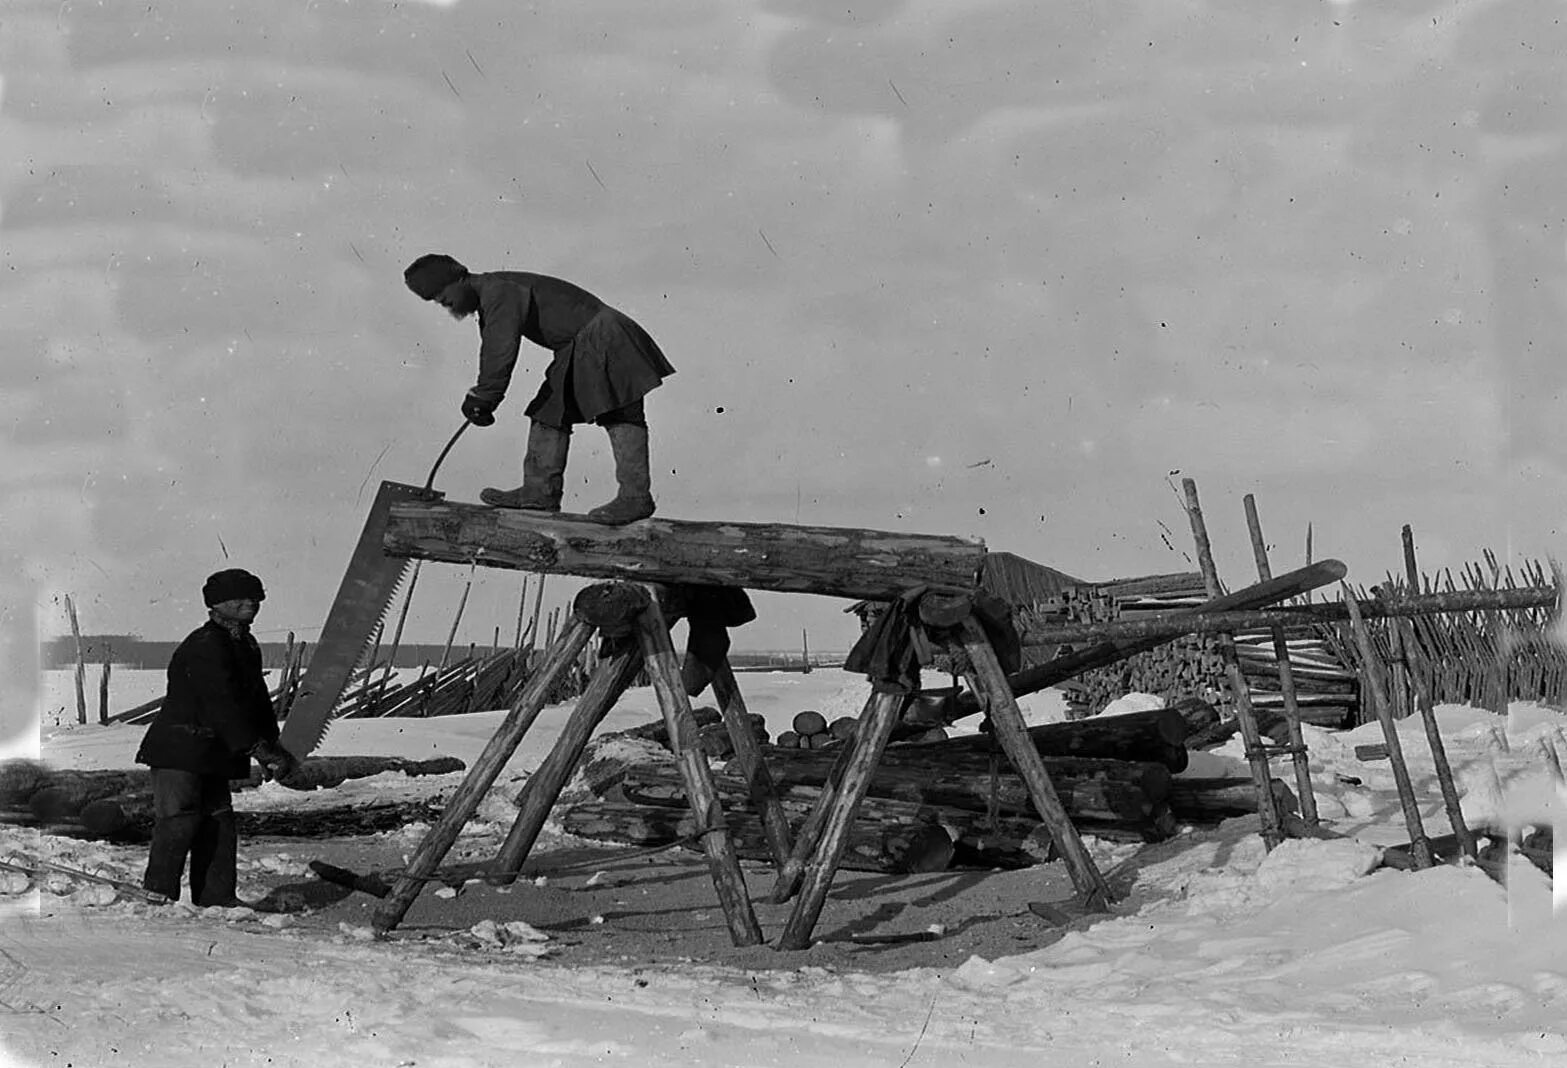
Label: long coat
xmin=135 ymin=621 xmax=280 ymax=779
xmin=466 ymin=272 xmax=675 ymax=425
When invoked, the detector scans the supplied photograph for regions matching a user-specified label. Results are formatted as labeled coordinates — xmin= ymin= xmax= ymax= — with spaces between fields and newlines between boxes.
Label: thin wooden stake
xmin=1397 ymin=617 xmax=1478 ymax=861
xmin=1402 ymin=525 xmax=1420 ymax=591
xmin=440 ymin=560 xmax=477 ymax=671
xmin=65 ymin=594 xmax=87 ymax=726
xmin=1242 ymin=494 xmax=1319 ymax=827
xmin=1342 ymin=584 xmax=1434 ymax=868
xmin=1181 ymin=480 xmax=1284 ymax=849
xmin=1540 ymin=736 xmax=1564 ymax=785
xmin=523 ymin=574 xmax=547 ymax=651
xmin=376 ymin=561 xmax=422 ymax=708
xmin=520 ymin=579 xmax=539 ymax=645
xmin=97 ymin=654 xmax=112 ymax=726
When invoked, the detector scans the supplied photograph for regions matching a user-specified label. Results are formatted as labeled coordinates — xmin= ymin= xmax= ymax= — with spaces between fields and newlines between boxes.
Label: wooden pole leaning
xmin=954 ymin=615 xmax=1113 ymax=909
xmin=1181 ymin=479 xmax=1285 ymax=849
xmin=769 ymin=690 xmax=881 ymax=904
xmin=371 ymin=616 xmax=595 ymax=935
xmin=776 ymin=687 xmax=908 ymax=950
xmin=1396 ymin=618 xmax=1478 ymax=861
xmin=1241 ymin=494 xmax=1320 ymax=827
xmin=635 ymin=593 xmax=764 ymax=947
xmin=1342 ymin=584 xmax=1435 ymax=869
xmin=484 ymin=635 xmax=646 ymax=886
xmin=1394 ymin=533 xmax=1476 ymax=861
xmin=709 ymin=659 xmax=794 ymax=868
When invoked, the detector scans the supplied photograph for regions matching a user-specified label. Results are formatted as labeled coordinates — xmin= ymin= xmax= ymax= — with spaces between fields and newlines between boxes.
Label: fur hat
xmin=203 ymin=568 xmax=266 ymax=607
xmin=404 ymin=253 xmax=470 ymax=299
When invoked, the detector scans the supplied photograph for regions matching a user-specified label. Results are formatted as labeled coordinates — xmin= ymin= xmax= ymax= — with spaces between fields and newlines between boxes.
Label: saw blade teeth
xmin=280 ymin=481 xmax=429 ymax=755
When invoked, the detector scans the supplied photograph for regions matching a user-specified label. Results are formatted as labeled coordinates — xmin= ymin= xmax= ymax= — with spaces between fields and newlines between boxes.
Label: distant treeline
xmin=42 ymin=635 xmax=839 ymax=672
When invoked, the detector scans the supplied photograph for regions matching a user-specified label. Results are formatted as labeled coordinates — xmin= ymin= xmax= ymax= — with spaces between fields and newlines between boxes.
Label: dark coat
xmin=466 ymin=272 xmax=675 ymax=424
xmin=135 ymin=621 xmax=280 ymax=779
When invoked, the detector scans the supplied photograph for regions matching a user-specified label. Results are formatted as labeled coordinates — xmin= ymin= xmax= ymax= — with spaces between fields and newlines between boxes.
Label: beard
xmin=445 ymin=282 xmax=480 ymax=319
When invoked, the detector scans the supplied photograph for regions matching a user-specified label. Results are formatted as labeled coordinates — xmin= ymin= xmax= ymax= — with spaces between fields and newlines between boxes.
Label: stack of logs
xmin=560 ymin=701 xmax=1298 ymax=876
xmin=1018 ymin=584 xmax=1359 ymax=726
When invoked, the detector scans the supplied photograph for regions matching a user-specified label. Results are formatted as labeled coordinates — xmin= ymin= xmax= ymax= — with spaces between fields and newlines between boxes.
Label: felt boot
xmin=482 ymin=422 xmax=571 ymax=510
xmin=587 ymin=423 xmax=656 ymax=526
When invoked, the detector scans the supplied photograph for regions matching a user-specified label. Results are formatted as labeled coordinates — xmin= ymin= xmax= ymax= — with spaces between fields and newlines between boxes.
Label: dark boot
xmin=587 ymin=424 xmax=656 ymax=525
xmin=189 ymin=808 xmax=239 ymax=907
xmin=482 ymin=422 xmax=570 ymax=510
xmin=143 ymin=813 xmax=201 ymax=902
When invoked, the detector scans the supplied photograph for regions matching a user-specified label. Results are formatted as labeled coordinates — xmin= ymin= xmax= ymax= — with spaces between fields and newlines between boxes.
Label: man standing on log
xmin=404 ymin=253 xmax=676 ymax=526
xmin=135 ymin=569 xmax=298 ymax=906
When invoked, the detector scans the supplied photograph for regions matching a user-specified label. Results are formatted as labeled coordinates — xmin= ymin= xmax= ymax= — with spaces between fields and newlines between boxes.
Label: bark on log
xmin=621 ymin=764 xmax=1178 ymax=850
xmin=933 ymin=707 xmax=1189 ymax=771
xmin=66 ymin=797 xmax=449 ymax=844
xmin=1168 ymin=777 xmax=1299 ymax=822
xmin=560 ymin=797 xmax=955 ymax=875
xmin=382 ymin=501 xmax=988 ymax=603
xmin=2 ymin=756 xmax=466 ymax=824
xmin=759 ymin=745 xmax=1171 ymax=822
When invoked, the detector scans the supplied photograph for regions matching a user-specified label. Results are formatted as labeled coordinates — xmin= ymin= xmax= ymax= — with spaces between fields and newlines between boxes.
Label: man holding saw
xmin=404 ymin=253 xmax=675 ymax=525
xmin=135 ymin=569 xmax=298 ymax=906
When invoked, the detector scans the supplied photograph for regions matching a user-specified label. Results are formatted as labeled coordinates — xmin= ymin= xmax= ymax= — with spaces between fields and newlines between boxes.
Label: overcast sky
xmin=5 ymin=0 xmax=1566 ymax=716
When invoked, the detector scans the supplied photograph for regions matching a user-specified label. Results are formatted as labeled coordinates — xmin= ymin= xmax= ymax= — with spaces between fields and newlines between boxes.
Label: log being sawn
xmin=382 ymin=503 xmax=989 ymax=603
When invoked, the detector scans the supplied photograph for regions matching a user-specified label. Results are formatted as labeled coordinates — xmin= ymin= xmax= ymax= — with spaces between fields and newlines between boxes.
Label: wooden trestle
xmin=368 ymin=507 xmax=1345 ymax=949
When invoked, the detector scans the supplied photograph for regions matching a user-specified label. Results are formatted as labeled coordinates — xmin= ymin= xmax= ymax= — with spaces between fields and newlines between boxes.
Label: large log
xmin=382 ymin=501 xmax=988 ymax=603
xmin=1 ymin=756 xmax=467 ymax=826
xmin=560 ymin=796 xmax=956 ymax=875
xmin=1168 ymin=777 xmax=1299 ymax=822
xmin=620 ymin=765 xmax=1178 ymax=851
xmin=932 ymin=706 xmax=1189 ymax=770
xmin=65 ymin=796 xmax=448 ymax=843
xmin=760 ymin=745 xmax=1171 ymax=823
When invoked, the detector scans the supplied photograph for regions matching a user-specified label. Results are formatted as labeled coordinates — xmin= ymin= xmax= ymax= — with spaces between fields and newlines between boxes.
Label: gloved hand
xmin=461 ymin=394 xmax=497 ymax=427
xmin=250 ymin=738 xmax=300 ymax=783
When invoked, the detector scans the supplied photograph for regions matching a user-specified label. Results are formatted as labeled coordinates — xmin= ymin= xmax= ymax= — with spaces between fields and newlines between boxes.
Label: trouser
xmin=142 ymin=768 xmax=238 ymax=905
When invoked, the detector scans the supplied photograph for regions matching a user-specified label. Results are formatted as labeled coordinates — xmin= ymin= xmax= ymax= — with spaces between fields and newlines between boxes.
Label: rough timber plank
xmin=382 ymin=501 xmax=987 ymax=602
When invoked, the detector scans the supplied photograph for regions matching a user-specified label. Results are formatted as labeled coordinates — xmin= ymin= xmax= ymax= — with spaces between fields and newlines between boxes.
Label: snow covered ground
xmin=3 ymin=669 xmax=1564 ymax=1067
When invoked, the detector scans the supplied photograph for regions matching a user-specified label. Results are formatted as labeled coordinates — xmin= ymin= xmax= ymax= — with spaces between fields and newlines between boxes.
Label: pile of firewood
xmin=1054 ymin=631 xmax=1357 ymax=727
xmin=1011 ymin=572 xmax=1362 ymax=726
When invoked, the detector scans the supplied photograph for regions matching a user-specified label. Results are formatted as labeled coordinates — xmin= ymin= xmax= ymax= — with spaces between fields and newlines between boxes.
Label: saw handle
xmin=423 ymin=421 xmax=470 ymax=493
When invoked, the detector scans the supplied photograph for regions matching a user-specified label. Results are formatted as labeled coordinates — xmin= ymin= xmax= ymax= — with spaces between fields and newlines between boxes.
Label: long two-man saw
xmin=278 ymin=479 xmax=440 ymax=757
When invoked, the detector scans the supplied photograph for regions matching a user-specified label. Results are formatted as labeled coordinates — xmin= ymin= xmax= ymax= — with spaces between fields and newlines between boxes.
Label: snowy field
xmin=3 ymin=668 xmax=1564 ymax=1067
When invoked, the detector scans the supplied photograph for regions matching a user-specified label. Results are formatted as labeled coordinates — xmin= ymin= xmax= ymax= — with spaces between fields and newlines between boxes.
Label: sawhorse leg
xmin=485 ymin=635 xmax=645 ymax=885
xmin=709 ymin=657 xmax=793 ymax=868
xmin=776 ymin=688 xmax=907 ymax=950
xmin=767 ymin=688 xmax=882 ymax=904
xmin=637 ymin=593 xmax=764 ymax=947
xmin=956 ymin=616 xmax=1113 ymax=909
xmin=371 ymin=617 xmax=595 ymax=935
